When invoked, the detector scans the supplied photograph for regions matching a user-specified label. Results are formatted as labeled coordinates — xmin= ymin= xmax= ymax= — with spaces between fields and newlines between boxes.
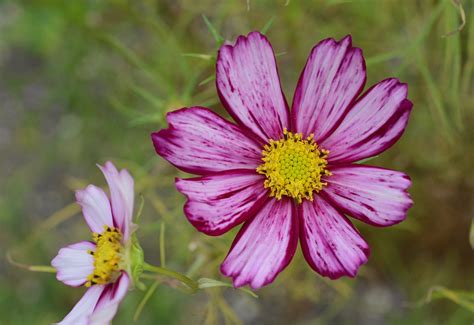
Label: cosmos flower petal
xmin=151 ymin=107 xmax=262 ymax=175
xmin=89 ymin=273 xmax=130 ymax=324
xmin=292 ymin=35 xmax=366 ymax=142
xmin=98 ymin=161 xmax=134 ymax=241
xmin=56 ymin=285 xmax=106 ymax=325
xmin=176 ymin=170 xmax=267 ymax=236
xmin=221 ymin=198 xmax=298 ymax=289
xmin=216 ymin=31 xmax=290 ymax=142
xmin=299 ymin=196 xmax=370 ymax=279
xmin=76 ymin=185 xmax=114 ymax=234
xmin=321 ymin=78 xmax=413 ymax=163
xmin=51 ymin=241 xmax=96 ymax=287
xmin=323 ymin=165 xmax=413 ymax=226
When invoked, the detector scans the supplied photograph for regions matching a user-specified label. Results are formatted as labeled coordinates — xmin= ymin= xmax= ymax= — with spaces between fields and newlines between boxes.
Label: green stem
xmin=133 ymin=280 xmax=160 ymax=321
xmin=142 ymin=263 xmax=198 ymax=292
xmin=6 ymin=252 xmax=56 ymax=273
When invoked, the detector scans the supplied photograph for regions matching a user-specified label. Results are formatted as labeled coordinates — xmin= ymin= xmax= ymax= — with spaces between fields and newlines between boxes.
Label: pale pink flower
xmin=51 ymin=161 xmax=134 ymax=324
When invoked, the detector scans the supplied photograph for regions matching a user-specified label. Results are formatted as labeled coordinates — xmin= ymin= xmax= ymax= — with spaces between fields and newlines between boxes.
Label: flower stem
xmin=142 ymin=263 xmax=198 ymax=292
xmin=133 ymin=280 xmax=160 ymax=321
xmin=6 ymin=251 xmax=56 ymax=273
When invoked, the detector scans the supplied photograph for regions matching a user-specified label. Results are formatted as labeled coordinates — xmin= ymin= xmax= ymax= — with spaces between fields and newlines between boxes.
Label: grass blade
xmin=202 ymin=15 xmax=224 ymax=45
xmin=261 ymin=16 xmax=276 ymax=34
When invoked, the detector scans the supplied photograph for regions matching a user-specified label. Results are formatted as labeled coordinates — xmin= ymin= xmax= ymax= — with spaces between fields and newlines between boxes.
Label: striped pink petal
xmin=216 ymin=31 xmax=289 ymax=142
xmin=176 ymin=170 xmax=267 ymax=236
xmin=323 ymin=165 xmax=412 ymax=226
xmin=98 ymin=161 xmax=134 ymax=241
xmin=221 ymin=198 xmax=298 ymax=289
xmin=51 ymin=241 xmax=95 ymax=287
xmin=56 ymin=285 xmax=106 ymax=325
xmin=151 ymin=107 xmax=262 ymax=175
xmin=299 ymin=196 xmax=370 ymax=279
xmin=89 ymin=273 xmax=130 ymax=324
xmin=320 ymin=78 xmax=412 ymax=163
xmin=76 ymin=185 xmax=114 ymax=234
xmin=292 ymin=35 xmax=366 ymax=141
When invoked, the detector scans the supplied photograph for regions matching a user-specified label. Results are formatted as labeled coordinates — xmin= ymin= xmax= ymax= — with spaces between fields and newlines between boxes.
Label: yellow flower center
xmin=85 ymin=226 xmax=123 ymax=287
xmin=256 ymin=129 xmax=331 ymax=204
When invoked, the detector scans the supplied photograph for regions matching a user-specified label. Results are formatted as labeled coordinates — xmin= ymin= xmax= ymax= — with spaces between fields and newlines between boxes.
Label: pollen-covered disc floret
xmin=257 ymin=128 xmax=331 ymax=204
xmin=86 ymin=226 xmax=123 ymax=287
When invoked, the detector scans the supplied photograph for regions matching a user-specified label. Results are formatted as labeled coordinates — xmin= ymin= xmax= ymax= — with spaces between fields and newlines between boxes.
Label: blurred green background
xmin=0 ymin=0 xmax=473 ymax=324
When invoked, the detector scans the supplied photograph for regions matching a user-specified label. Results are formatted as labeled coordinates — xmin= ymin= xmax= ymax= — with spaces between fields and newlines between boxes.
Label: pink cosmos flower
xmin=151 ymin=32 xmax=413 ymax=289
xmin=51 ymin=161 xmax=134 ymax=324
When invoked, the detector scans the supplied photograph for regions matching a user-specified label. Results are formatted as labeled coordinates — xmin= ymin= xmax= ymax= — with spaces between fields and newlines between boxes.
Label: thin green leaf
xmin=183 ymin=72 xmax=202 ymax=98
xmin=130 ymin=84 xmax=164 ymax=110
xmin=133 ymin=280 xmax=160 ymax=321
xmin=199 ymin=97 xmax=220 ymax=107
xmin=186 ymin=254 xmax=207 ymax=278
xmin=160 ymin=221 xmax=166 ymax=267
xmin=202 ymin=15 xmax=224 ymax=45
xmin=216 ymin=298 xmax=243 ymax=325
xmin=197 ymin=278 xmax=258 ymax=298
xmin=355 ymin=155 xmax=379 ymax=164
xmin=442 ymin=3 xmax=463 ymax=130
xmin=142 ymin=263 xmax=198 ymax=292
xmin=204 ymin=299 xmax=218 ymax=325
xmin=414 ymin=50 xmax=455 ymax=144
xmin=129 ymin=113 xmax=164 ymax=126
xmin=367 ymin=0 xmax=446 ymax=69
xmin=469 ymin=218 xmax=474 ymax=249
xmin=442 ymin=0 xmax=466 ymax=37
xmin=182 ymin=53 xmax=214 ymax=61
xmin=199 ymin=75 xmax=216 ymax=86
xmin=109 ymin=97 xmax=136 ymax=118
xmin=424 ymin=286 xmax=474 ymax=313
xmin=393 ymin=0 xmax=448 ymax=73
xmin=29 ymin=266 xmax=56 ymax=272
xmin=7 ymin=251 xmax=57 ymax=273
xmin=135 ymin=195 xmax=145 ymax=224
xmin=366 ymin=52 xmax=401 ymax=66
xmin=100 ymin=35 xmax=165 ymax=87
xmin=261 ymin=16 xmax=276 ymax=34
xmin=326 ymin=0 xmax=354 ymax=4
xmin=461 ymin=10 xmax=474 ymax=94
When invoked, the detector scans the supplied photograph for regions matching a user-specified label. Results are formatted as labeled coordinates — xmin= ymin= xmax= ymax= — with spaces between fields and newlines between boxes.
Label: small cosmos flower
xmin=51 ymin=161 xmax=136 ymax=324
xmin=151 ymin=32 xmax=413 ymax=289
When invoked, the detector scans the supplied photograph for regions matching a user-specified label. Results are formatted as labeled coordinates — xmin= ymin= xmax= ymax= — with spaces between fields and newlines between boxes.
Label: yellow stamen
xmin=256 ymin=128 xmax=331 ymax=204
xmin=85 ymin=225 xmax=122 ymax=287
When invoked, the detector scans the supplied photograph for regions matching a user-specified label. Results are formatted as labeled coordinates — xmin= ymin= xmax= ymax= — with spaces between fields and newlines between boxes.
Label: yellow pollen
xmin=85 ymin=225 xmax=122 ymax=287
xmin=256 ymin=128 xmax=331 ymax=204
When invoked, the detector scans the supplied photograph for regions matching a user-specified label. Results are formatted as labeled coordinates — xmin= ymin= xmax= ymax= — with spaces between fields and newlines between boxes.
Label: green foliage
xmin=197 ymin=278 xmax=258 ymax=298
xmin=202 ymin=14 xmax=225 ymax=46
xmin=423 ymin=286 xmax=474 ymax=313
xmin=470 ymin=218 xmax=474 ymax=250
xmin=1 ymin=0 xmax=473 ymax=323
